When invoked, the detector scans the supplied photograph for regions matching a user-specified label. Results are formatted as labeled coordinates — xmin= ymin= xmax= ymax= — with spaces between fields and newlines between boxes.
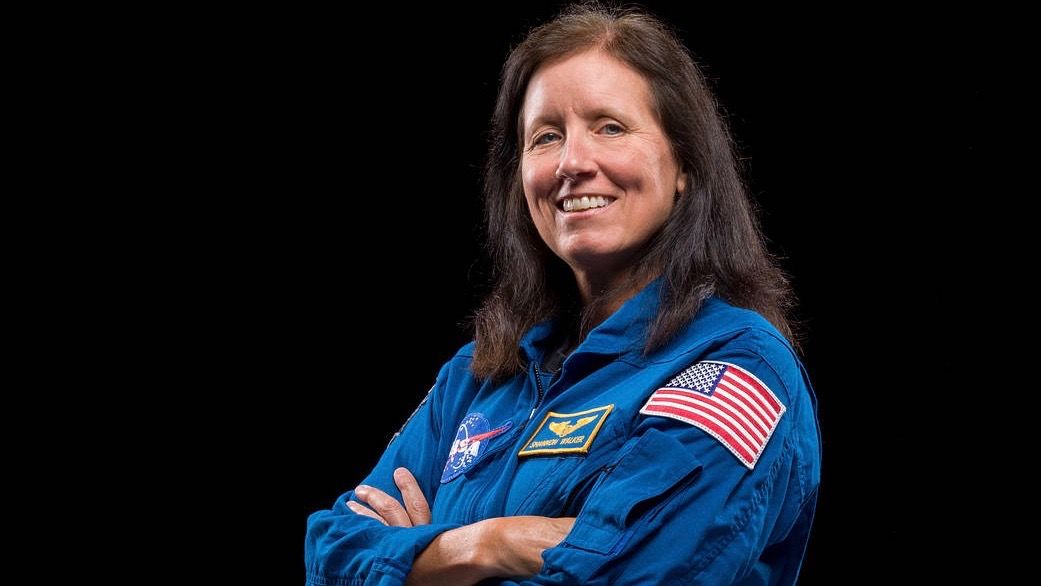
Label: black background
xmin=194 ymin=2 xmax=996 ymax=582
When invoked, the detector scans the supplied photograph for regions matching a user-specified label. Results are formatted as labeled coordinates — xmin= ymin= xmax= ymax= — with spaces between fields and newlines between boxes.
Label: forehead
xmin=521 ymin=50 xmax=655 ymax=125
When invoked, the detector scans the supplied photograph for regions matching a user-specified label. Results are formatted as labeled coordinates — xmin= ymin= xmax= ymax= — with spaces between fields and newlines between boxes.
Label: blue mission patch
xmin=440 ymin=413 xmax=512 ymax=483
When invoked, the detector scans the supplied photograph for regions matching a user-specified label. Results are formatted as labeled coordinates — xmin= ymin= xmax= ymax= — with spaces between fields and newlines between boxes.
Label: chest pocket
xmin=564 ymin=428 xmax=703 ymax=555
xmin=505 ymin=425 xmax=624 ymax=517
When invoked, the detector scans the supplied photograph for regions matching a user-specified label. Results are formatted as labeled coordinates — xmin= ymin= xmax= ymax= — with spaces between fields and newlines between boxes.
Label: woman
xmin=307 ymin=5 xmax=820 ymax=585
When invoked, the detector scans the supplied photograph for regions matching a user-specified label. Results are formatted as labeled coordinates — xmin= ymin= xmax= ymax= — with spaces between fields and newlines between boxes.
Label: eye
xmin=600 ymin=123 xmax=624 ymax=136
xmin=534 ymin=132 xmax=561 ymax=146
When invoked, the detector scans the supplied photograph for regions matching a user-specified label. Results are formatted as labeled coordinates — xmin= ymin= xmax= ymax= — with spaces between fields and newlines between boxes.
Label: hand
xmin=347 ymin=467 xmax=431 ymax=527
xmin=346 ymin=468 xmax=574 ymax=584
xmin=407 ymin=515 xmax=576 ymax=585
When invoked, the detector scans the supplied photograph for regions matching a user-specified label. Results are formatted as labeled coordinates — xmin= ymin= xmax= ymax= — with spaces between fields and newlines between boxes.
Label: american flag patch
xmin=640 ymin=361 xmax=785 ymax=469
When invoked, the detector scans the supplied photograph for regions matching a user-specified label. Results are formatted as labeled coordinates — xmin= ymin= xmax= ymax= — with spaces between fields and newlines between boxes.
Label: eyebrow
xmin=521 ymin=112 xmax=557 ymax=138
xmin=522 ymin=107 xmax=631 ymax=137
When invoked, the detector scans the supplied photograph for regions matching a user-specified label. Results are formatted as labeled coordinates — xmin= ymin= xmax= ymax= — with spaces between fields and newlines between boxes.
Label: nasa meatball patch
xmin=640 ymin=361 xmax=785 ymax=469
xmin=440 ymin=413 xmax=512 ymax=483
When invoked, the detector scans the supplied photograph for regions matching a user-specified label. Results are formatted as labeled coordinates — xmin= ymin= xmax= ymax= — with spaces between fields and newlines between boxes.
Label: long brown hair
xmin=472 ymin=3 xmax=794 ymax=380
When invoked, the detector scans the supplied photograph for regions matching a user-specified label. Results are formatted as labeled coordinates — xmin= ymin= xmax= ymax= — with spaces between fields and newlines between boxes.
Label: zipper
xmin=467 ymin=361 xmax=548 ymax=522
xmin=461 ymin=426 xmax=522 ymax=522
xmin=530 ymin=361 xmax=546 ymax=420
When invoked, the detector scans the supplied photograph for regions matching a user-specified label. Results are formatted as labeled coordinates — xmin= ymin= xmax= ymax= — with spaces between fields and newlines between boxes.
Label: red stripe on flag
xmin=725 ymin=367 xmax=782 ymax=412
xmin=719 ymin=376 xmax=775 ymax=424
xmin=713 ymin=380 xmax=775 ymax=432
xmin=641 ymin=403 xmax=755 ymax=464
xmin=666 ymin=386 xmax=772 ymax=438
xmin=650 ymin=392 xmax=764 ymax=446
xmin=706 ymin=389 xmax=770 ymax=437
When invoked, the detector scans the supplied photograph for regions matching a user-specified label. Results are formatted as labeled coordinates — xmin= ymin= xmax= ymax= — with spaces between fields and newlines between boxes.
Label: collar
xmin=519 ymin=278 xmax=664 ymax=362
xmin=577 ymin=277 xmax=663 ymax=356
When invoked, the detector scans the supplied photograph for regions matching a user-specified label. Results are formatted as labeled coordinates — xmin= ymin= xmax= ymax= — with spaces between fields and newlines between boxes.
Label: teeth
xmin=561 ymin=196 xmax=610 ymax=212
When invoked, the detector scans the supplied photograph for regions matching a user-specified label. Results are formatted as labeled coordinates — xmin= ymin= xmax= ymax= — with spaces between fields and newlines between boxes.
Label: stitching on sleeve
xmin=682 ymin=436 xmax=793 ymax=584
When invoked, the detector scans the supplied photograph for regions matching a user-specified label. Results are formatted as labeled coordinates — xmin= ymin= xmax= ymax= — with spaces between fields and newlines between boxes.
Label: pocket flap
xmin=565 ymin=428 xmax=703 ymax=554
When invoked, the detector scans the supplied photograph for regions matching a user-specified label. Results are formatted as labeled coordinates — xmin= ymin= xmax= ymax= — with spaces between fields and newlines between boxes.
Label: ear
xmin=675 ymin=170 xmax=688 ymax=195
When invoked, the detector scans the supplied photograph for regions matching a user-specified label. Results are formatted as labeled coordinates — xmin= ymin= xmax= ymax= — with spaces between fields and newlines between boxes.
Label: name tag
xmin=518 ymin=405 xmax=613 ymax=457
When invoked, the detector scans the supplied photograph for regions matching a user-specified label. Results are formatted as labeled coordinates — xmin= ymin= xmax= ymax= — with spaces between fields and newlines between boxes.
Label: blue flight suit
xmin=306 ymin=280 xmax=821 ymax=585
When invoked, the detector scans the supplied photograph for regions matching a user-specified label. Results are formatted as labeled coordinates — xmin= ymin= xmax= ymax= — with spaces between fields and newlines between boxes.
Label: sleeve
xmin=304 ymin=360 xmax=465 ymax=586
xmin=503 ymin=335 xmax=821 ymax=586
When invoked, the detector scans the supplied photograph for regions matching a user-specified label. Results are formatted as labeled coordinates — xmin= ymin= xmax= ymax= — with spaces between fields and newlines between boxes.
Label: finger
xmin=354 ymin=484 xmax=413 ymax=527
xmin=393 ymin=467 xmax=432 ymax=526
xmin=346 ymin=500 xmax=388 ymax=525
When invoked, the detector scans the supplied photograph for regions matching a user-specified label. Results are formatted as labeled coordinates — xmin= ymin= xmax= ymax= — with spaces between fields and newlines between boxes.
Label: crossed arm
xmin=348 ymin=467 xmax=575 ymax=585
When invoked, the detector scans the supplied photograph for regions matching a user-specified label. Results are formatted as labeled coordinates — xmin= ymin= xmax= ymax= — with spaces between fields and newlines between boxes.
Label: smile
xmin=559 ymin=195 xmax=614 ymax=212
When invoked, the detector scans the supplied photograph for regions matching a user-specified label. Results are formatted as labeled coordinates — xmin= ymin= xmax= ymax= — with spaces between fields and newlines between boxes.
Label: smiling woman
xmin=305 ymin=4 xmax=820 ymax=585
xmin=521 ymin=50 xmax=686 ymax=302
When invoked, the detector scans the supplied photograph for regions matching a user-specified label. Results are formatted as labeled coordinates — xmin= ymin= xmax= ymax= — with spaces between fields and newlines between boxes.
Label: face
xmin=521 ymin=50 xmax=686 ymax=282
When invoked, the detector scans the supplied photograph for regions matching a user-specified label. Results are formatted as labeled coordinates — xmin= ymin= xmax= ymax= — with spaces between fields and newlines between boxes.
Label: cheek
xmin=521 ymin=163 xmax=549 ymax=224
xmin=522 ymin=164 xmax=560 ymax=229
xmin=612 ymin=148 xmax=676 ymax=199
xmin=522 ymin=157 xmax=557 ymax=200
xmin=521 ymin=164 xmax=537 ymax=202
xmin=599 ymin=150 xmax=647 ymax=189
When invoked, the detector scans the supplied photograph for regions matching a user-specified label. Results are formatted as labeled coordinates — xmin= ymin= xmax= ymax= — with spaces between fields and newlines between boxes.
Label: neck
xmin=573 ymin=267 xmax=657 ymax=331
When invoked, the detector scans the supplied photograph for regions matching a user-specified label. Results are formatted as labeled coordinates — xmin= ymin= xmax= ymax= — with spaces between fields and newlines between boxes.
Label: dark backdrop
xmin=202 ymin=2 xmax=992 ymax=582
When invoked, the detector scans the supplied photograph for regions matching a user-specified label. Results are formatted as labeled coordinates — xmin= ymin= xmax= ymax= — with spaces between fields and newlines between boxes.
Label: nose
xmin=554 ymin=134 xmax=597 ymax=182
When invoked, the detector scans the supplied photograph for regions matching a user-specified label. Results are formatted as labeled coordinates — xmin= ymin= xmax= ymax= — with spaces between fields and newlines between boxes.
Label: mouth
xmin=557 ymin=195 xmax=615 ymax=213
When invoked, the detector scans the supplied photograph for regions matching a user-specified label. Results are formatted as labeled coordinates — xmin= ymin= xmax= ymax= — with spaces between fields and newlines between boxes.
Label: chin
xmin=561 ymin=246 xmax=631 ymax=273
